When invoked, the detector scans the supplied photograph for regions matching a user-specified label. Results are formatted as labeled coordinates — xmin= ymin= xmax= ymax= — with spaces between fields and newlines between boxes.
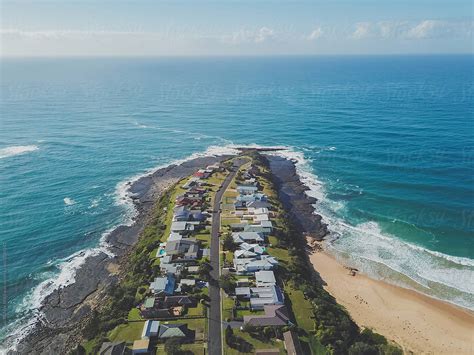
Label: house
xmin=243 ymin=224 xmax=272 ymax=236
xmin=98 ymin=342 xmax=126 ymax=355
xmin=150 ymin=275 xmax=175 ymax=295
xmin=132 ymin=339 xmax=150 ymax=354
xmin=182 ymin=177 xmax=200 ymax=190
xmin=254 ymin=213 xmax=269 ymax=222
xmin=234 ymin=249 xmax=258 ymax=259
xmin=158 ymin=323 xmax=188 ymax=339
xmin=243 ymin=305 xmax=290 ymax=326
xmin=186 ymin=265 xmax=200 ymax=274
xmin=141 ymin=320 xmax=160 ymax=339
xmin=246 ymin=200 xmax=271 ymax=209
xmin=249 ymin=285 xmax=284 ymax=310
xmin=234 ymin=255 xmax=278 ymax=274
xmin=140 ymin=297 xmax=158 ymax=318
xmin=232 ymin=232 xmax=265 ymax=244
xmin=173 ymin=206 xmax=206 ymax=222
xmin=255 ymin=270 xmax=276 ymax=287
xmin=158 ymin=295 xmax=195 ymax=308
xmin=234 ymin=201 xmax=248 ymax=210
xmin=193 ymin=169 xmax=210 ymax=179
xmin=248 ymin=207 xmax=269 ymax=215
xmin=235 ymin=287 xmax=251 ymax=299
xmin=283 ymin=330 xmax=304 ymax=355
xmin=237 ymin=185 xmax=258 ymax=195
xmin=167 ymin=232 xmax=182 ymax=242
xmin=160 ymin=261 xmax=182 ymax=276
xmin=176 ymin=278 xmax=196 ymax=292
xmin=165 ymin=239 xmax=199 ymax=259
xmin=170 ymin=221 xmax=195 ymax=235
xmin=239 ymin=243 xmax=265 ymax=255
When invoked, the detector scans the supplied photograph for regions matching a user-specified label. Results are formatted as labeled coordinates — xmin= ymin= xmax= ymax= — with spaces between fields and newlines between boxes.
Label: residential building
xmin=132 ymin=339 xmax=149 ymax=354
xmin=255 ymin=270 xmax=276 ymax=287
xmin=243 ymin=305 xmax=290 ymax=326
xmin=150 ymin=275 xmax=175 ymax=295
xmin=232 ymin=232 xmax=264 ymax=244
xmin=249 ymin=285 xmax=284 ymax=310
xmin=158 ymin=324 xmax=188 ymax=339
xmin=141 ymin=320 xmax=160 ymax=339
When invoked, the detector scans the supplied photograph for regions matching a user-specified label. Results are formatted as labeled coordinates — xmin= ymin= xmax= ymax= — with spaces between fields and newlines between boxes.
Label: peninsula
xmin=13 ymin=149 xmax=472 ymax=355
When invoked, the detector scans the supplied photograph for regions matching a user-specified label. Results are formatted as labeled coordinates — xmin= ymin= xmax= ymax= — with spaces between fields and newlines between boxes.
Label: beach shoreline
xmin=308 ymin=242 xmax=474 ymax=354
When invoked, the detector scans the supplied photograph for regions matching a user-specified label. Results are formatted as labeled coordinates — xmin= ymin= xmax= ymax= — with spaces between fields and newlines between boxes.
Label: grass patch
xmin=222 ymin=295 xmax=234 ymax=321
xmin=108 ymin=321 xmax=144 ymax=343
xmin=127 ymin=308 xmax=143 ymax=321
xmin=225 ymin=329 xmax=285 ymax=355
xmin=187 ymin=302 xmax=205 ymax=316
xmin=285 ymin=285 xmax=314 ymax=331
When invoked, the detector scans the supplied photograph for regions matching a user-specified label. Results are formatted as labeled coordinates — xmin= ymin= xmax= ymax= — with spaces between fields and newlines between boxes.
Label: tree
xmin=222 ymin=233 xmax=236 ymax=251
xmin=348 ymin=342 xmax=379 ymax=355
xmin=165 ymin=338 xmax=182 ymax=355
xmin=219 ymin=274 xmax=236 ymax=294
xmin=225 ymin=325 xmax=234 ymax=345
xmin=198 ymin=261 xmax=212 ymax=280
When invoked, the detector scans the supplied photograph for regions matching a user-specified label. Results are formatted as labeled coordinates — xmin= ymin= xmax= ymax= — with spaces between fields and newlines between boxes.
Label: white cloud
xmin=307 ymin=27 xmax=323 ymax=40
xmin=407 ymin=20 xmax=442 ymax=39
xmin=348 ymin=20 xmax=472 ymax=41
xmin=224 ymin=27 xmax=276 ymax=44
xmin=352 ymin=22 xmax=372 ymax=39
xmin=0 ymin=29 xmax=153 ymax=40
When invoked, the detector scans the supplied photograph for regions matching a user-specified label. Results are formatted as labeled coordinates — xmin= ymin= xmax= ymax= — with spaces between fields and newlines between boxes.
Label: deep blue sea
xmin=1 ymin=55 xmax=473 ymax=347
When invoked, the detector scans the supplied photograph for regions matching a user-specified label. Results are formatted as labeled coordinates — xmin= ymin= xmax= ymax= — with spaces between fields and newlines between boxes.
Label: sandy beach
xmin=309 ymin=245 xmax=474 ymax=354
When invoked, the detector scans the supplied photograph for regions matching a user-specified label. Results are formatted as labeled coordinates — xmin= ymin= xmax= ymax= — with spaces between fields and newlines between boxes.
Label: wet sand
xmin=310 ymin=249 xmax=474 ymax=354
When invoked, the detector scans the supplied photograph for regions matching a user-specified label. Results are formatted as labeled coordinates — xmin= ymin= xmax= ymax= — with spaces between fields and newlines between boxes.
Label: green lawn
xmin=235 ymin=309 xmax=265 ymax=318
xmin=285 ymin=286 xmax=314 ymax=332
xmin=187 ymin=302 xmax=205 ymax=316
xmin=128 ymin=308 xmax=143 ymax=321
xmin=225 ymin=329 xmax=286 ymax=355
xmin=156 ymin=342 xmax=206 ymax=355
xmin=222 ymin=294 xmax=234 ymax=321
xmin=222 ymin=218 xmax=241 ymax=226
xmin=108 ymin=321 xmax=145 ymax=343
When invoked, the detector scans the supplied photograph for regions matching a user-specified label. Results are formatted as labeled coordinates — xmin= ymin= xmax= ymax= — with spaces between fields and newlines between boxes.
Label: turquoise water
xmin=1 ymin=56 xmax=473 ymax=345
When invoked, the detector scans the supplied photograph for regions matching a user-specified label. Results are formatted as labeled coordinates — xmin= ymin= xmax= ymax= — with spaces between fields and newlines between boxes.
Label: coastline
xmin=4 ymin=147 xmax=473 ymax=354
xmin=265 ymin=153 xmax=474 ymax=354
xmin=308 ymin=247 xmax=474 ymax=354
xmin=6 ymin=155 xmax=231 ymax=354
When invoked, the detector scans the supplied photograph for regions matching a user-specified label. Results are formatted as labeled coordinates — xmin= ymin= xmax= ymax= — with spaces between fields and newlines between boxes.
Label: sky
xmin=0 ymin=0 xmax=473 ymax=57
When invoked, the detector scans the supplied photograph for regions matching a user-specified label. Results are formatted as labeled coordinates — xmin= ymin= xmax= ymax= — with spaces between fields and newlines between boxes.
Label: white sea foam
xmin=63 ymin=197 xmax=76 ymax=206
xmin=267 ymin=146 xmax=474 ymax=309
xmin=0 ymin=145 xmax=39 ymax=159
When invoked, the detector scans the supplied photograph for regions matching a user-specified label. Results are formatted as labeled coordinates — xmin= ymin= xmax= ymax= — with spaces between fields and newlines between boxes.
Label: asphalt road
xmin=208 ymin=158 xmax=247 ymax=355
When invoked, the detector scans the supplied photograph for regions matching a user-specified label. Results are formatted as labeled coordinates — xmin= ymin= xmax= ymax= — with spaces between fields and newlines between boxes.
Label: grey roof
xmin=235 ymin=287 xmax=251 ymax=296
xmin=243 ymin=305 xmax=290 ymax=327
xmin=255 ymin=271 xmax=276 ymax=285
xmin=165 ymin=239 xmax=199 ymax=256
xmin=158 ymin=324 xmax=187 ymax=338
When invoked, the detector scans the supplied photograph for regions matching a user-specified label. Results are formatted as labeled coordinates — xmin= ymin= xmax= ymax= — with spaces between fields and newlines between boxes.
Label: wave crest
xmin=0 ymin=145 xmax=39 ymax=159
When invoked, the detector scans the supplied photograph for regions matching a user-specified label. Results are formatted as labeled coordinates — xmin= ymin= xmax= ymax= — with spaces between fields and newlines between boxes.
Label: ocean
xmin=1 ymin=55 xmax=473 ymax=347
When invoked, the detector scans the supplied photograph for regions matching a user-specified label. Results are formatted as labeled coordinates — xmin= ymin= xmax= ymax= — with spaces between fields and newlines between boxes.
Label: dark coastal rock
xmin=10 ymin=155 xmax=230 ymax=355
xmin=265 ymin=155 xmax=328 ymax=240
